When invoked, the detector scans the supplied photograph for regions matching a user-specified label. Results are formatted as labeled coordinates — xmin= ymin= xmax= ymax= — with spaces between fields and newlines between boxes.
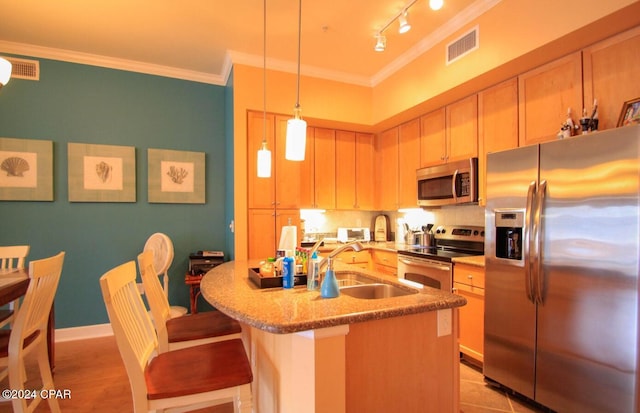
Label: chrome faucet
xmin=317 ymin=241 xmax=364 ymax=271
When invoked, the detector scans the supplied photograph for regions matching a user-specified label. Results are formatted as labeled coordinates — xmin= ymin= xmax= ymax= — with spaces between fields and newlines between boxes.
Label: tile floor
xmin=460 ymin=360 xmax=551 ymax=413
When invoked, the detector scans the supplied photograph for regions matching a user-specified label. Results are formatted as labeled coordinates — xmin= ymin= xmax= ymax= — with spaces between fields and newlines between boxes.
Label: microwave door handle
xmin=524 ymin=181 xmax=536 ymax=304
xmin=451 ymin=169 xmax=459 ymax=202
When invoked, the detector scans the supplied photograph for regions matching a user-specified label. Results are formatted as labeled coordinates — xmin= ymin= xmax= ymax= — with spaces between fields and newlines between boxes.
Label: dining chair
xmin=142 ymin=233 xmax=187 ymax=318
xmin=0 ymin=251 xmax=65 ymax=413
xmin=100 ymin=260 xmax=253 ymax=413
xmin=137 ymin=250 xmax=241 ymax=353
xmin=0 ymin=245 xmax=30 ymax=328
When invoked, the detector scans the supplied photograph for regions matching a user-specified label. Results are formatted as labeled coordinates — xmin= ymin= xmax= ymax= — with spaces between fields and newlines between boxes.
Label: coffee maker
xmin=494 ymin=210 xmax=523 ymax=261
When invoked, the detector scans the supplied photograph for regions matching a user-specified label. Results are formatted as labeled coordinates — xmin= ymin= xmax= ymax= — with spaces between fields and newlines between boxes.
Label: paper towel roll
xmin=278 ymin=225 xmax=297 ymax=252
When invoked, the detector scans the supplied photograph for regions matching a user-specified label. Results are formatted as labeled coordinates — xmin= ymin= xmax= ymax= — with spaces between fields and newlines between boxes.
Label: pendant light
xmin=285 ymin=0 xmax=307 ymax=161
xmin=257 ymin=0 xmax=272 ymax=178
xmin=0 ymin=57 xmax=12 ymax=89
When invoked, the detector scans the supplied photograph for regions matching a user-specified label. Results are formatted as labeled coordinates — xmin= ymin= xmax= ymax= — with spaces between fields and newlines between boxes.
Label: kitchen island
xmin=201 ymin=258 xmax=466 ymax=413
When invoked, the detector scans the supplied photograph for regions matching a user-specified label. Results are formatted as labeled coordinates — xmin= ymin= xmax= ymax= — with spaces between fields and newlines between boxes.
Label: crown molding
xmin=0 ymin=40 xmax=227 ymax=85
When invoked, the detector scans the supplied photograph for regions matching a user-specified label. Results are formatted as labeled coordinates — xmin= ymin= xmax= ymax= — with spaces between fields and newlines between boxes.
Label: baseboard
xmin=55 ymin=323 xmax=113 ymax=342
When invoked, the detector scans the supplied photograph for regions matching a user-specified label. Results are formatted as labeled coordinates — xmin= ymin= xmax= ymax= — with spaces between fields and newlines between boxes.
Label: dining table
xmin=0 ymin=268 xmax=55 ymax=371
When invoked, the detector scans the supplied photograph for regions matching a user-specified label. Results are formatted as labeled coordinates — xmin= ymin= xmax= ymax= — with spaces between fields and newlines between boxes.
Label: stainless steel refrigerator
xmin=484 ymin=125 xmax=640 ymax=413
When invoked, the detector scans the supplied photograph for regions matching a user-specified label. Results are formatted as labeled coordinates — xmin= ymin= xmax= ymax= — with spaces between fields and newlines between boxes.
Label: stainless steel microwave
xmin=416 ymin=158 xmax=478 ymax=207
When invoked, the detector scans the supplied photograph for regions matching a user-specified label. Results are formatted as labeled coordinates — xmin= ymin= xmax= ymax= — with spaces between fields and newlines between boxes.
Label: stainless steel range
xmin=397 ymin=225 xmax=484 ymax=292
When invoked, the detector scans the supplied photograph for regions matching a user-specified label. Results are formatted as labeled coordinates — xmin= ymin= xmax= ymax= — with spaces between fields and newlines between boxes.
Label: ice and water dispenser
xmin=495 ymin=210 xmax=524 ymax=261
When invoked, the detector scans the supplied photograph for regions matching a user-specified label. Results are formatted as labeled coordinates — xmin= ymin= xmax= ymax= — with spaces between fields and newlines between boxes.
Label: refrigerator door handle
xmin=533 ymin=179 xmax=547 ymax=304
xmin=524 ymin=180 xmax=536 ymax=303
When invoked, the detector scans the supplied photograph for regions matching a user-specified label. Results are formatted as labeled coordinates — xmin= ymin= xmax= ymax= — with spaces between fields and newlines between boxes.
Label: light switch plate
xmin=437 ymin=309 xmax=452 ymax=337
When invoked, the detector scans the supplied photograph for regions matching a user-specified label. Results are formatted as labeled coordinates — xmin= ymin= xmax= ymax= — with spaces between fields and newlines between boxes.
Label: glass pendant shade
xmin=0 ymin=57 xmax=12 ymax=87
xmin=285 ymin=114 xmax=307 ymax=161
xmin=257 ymin=141 xmax=272 ymax=178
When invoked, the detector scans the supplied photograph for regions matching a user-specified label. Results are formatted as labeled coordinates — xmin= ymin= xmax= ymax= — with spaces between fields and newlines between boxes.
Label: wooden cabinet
xmin=398 ymin=119 xmax=421 ymax=208
xmin=453 ymin=263 xmax=485 ymax=364
xmin=335 ymin=131 xmax=375 ymax=210
xmin=447 ymin=95 xmax=478 ymax=163
xmin=583 ymin=26 xmax=640 ymax=131
xmin=375 ymin=128 xmax=399 ymax=210
xmin=247 ymin=111 xmax=312 ymax=209
xmin=370 ymin=249 xmax=397 ymax=276
xmin=420 ymin=108 xmax=446 ymax=167
xmin=518 ymin=52 xmax=583 ymax=146
xmin=248 ymin=208 xmax=301 ymax=259
xmin=311 ymin=127 xmax=336 ymax=209
xmin=478 ymin=78 xmax=519 ymax=205
xmin=334 ymin=249 xmax=370 ymax=270
xmin=420 ymin=96 xmax=478 ymax=167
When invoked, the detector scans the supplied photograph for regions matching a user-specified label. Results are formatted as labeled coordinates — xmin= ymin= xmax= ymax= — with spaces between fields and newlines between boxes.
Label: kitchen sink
xmin=334 ymin=272 xmax=378 ymax=287
xmin=339 ymin=283 xmax=417 ymax=299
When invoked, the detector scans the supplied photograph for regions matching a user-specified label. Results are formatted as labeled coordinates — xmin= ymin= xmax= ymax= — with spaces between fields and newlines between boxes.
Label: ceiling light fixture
xmin=373 ymin=0 xmax=443 ymax=51
xmin=257 ymin=0 xmax=272 ymax=178
xmin=398 ymin=10 xmax=411 ymax=34
xmin=0 ymin=57 xmax=12 ymax=89
xmin=429 ymin=0 xmax=444 ymax=11
xmin=285 ymin=0 xmax=307 ymax=161
xmin=374 ymin=34 xmax=387 ymax=52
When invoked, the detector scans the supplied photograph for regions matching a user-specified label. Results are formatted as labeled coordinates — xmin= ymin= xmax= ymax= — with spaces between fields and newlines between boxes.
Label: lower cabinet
xmin=453 ymin=263 xmax=485 ymax=365
xmin=334 ymin=249 xmax=371 ymax=270
xmin=370 ymin=250 xmax=398 ymax=276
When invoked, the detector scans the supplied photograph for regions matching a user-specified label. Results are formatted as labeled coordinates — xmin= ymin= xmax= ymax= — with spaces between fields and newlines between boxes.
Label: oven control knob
xmin=473 ymin=230 xmax=478 ymax=235
xmin=439 ymin=228 xmax=446 ymax=234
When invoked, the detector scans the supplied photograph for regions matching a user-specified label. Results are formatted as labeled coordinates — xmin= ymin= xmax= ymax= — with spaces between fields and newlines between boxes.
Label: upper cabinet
xmin=336 ymin=131 xmax=375 ymax=210
xmin=478 ymin=78 xmax=519 ymax=205
xmin=398 ymin=118 xmax=421 ymax=208
xmin=518 ymin=52 xmax=583 ymax=146
xmin=312 ymin=128 xmax=336 ymax=209
xmin=583 ymin=26 xmax=640 ymax=131
xmin=375 ymin=128 xmax=399 ymax=211
xmin=420 ymin=95 xmax=478 ymax=167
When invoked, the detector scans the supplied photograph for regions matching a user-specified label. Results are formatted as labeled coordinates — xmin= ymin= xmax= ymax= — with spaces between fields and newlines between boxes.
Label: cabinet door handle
xmin=467 ymin=275 xmax=473 ymax=280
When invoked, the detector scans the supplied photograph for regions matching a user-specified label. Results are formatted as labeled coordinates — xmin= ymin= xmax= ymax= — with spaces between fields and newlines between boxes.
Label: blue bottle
xmin=282 ymin=250 xmax=295 ymax=289
xmin=320 ymin=257 xmax=340 ymax=298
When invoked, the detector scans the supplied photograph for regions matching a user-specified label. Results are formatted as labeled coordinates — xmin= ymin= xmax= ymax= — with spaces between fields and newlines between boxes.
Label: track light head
xmin=374 ymin=34 xmax=386 ymax=52
xmin=398 ymin=10 xmax=411 ymax=34
xmin=429 ymin=0 xmax=444 ymax=11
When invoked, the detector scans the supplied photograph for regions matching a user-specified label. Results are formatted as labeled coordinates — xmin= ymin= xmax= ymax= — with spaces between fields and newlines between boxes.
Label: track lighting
xmin=374 ymin=34 xmax=386 ymax=52
xmin=398 ymin=10 xmax=411 ymax=34
xmin=373 ymin=0 xmax=444 ymax=52
xmin=429 ymin=0 xmax=444 ymax=11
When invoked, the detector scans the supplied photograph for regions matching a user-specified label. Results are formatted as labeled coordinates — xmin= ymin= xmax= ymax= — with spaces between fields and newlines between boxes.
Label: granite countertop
xmin=200 ymin=258 xmax=466 ymax=334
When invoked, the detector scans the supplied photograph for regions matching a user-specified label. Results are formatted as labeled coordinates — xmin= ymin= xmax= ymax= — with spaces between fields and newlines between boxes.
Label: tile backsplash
xmin=301 ymin=205 xmax=485 ymax=241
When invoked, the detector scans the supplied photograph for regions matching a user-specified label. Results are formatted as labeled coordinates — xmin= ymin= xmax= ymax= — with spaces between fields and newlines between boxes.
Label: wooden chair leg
xmin=236 ymin=383 xmax=253 ymax=413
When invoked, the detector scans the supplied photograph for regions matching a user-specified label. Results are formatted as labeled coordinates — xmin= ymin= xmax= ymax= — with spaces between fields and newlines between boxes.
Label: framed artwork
xmin=148 ymin=148 xmax=205 ymax=204
xmin=0 ymin=137 xmax=53 ymax=201
xmin=68 ymin=142 xmax=136 ymax=202
xmin=617 ymin=97 xmax=640 ymax=127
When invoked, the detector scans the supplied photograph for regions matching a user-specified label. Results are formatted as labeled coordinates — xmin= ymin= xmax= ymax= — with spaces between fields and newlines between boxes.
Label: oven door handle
xmin=398 ymin=258 xmax=451 ymax=271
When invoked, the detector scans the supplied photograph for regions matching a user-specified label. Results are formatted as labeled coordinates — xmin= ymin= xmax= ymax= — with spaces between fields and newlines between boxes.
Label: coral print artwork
xmin=160 ymin=161 xmax=194 ymax=193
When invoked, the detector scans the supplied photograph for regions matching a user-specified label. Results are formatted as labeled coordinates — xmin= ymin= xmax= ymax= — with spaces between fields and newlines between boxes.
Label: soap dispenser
xmin=320 ymin=257 xmax=340 ymax=298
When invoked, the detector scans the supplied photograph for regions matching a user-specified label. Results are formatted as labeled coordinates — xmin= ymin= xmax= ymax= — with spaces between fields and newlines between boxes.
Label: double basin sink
xmin=333 ymin=271 xmax=418 ymax=300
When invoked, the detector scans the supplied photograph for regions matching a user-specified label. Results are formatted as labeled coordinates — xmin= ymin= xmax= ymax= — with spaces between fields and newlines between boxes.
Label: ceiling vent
xmin=5 ymin=57 xmax=40 ymax=81
xmin=446 ymin=26 xmax=478 ymax=65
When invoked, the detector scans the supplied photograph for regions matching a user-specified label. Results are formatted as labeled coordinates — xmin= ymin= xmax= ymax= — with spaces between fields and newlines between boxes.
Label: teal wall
xmin=0 ymin=56 xmax=230 ymax=328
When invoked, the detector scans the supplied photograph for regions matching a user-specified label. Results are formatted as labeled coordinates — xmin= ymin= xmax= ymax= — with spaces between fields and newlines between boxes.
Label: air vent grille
xmin=6 ymin=57 xmax=40 ymax=81
xmin=447 ymin=26 xmax=478 ymax=65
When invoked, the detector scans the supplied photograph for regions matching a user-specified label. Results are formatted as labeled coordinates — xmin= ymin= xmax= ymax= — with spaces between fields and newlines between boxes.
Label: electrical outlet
xmin=437 ymin=309 xmax=452 ymax=337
